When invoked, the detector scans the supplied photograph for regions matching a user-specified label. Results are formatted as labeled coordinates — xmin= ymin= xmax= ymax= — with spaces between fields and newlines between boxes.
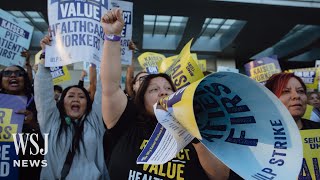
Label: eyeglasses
xmin=135 ymin=75 xmax=148 ymax=83
xmin=2 ymin=70 xmax=25 ymax=77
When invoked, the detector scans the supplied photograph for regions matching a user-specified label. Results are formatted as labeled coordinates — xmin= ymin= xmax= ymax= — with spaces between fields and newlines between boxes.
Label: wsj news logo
xmin=11 ymin=133 xmax=48 ymax=167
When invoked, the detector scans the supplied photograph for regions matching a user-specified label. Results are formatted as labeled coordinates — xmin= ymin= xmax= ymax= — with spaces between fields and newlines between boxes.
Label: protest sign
xmin=46 ymin=0 xmax=108 ymax=67
xmin=138 ymin=72 xmax=303 ymax=179
xmin=33 ymin=51 xmax=70 ymax=84
xmin=158 ymin=55 xmax=178 ymax=73
xmin=46 ymin=0 xmax=132 ymax=66
xmin=163 ymin=39 xmax=204 ymax=90
xmin=138 ymin=52 xmax=165 ymax=71
xmin=109 ymin=0 xmax=133 ymax=65
xmin=244 ymin=57 xmax=281 ymax=85
xmin=288 ymin=67 xmax=320 ymax=91
xmin=197 ymin=60 xmax=207 ymax=72
xmin=299 ymin=129 xmax=320 ymax=180
xmin=0 ymin=94 xmax=26 ymax=179
xmin=190 ymin=53 xmax=207 ymax=72
xmin=0 ymin=9 xmax=33 ymax=66
xmin=50 ymin=66 xmax=71 ymax=85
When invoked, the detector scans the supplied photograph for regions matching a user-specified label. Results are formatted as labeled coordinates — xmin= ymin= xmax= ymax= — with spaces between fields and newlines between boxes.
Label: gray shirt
xmin=34 ymin=64 xmax=109 ymax=180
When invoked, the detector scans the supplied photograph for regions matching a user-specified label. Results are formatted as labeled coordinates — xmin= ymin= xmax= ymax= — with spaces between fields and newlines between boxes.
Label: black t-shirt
xmin=301 ymin=118 xmax=320 ymax=130
xmin=104 ymin=100 xmax=209 ymax=180
xmin=228 ymin=171 xmax=243 ymax=180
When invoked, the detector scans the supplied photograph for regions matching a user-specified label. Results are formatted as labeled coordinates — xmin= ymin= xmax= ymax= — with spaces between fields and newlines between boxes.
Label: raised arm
xmin=100 ymin=8 xmax=128 ymax=129
xmin=21 ymin=50 xmax=33 ymax=82
xmin=89 ymin=63 xmax=97 ymax=101
xmin=34 ymin=35 xmax=60 ymax=133
xmin=78 ymin=70 xmax=87 ymax=87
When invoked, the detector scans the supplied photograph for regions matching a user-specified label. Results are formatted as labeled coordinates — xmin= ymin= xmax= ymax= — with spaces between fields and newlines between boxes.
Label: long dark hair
xmin=134 ymin=73 xmax=176 ymax=117
xmin=0 ymin=65 xmax=33 ymax=98
xmin=56 ymin=85 xmax=92 ymax=153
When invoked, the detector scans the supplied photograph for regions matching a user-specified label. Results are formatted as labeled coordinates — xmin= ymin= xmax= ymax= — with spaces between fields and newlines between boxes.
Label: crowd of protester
xmin=1 ymin=8 xmax=319 ymax=180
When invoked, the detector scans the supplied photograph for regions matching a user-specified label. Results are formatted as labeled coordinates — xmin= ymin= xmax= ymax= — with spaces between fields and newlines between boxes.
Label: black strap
xmin=61 ymin=149 xmax=75 ymax=179
xmin=60 ymin=118 xmax=84 ymax=179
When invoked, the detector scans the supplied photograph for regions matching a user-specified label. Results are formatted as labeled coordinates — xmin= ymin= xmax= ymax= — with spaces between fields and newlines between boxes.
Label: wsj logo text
xmin=12 ymin=133 xmax=48 ymax=167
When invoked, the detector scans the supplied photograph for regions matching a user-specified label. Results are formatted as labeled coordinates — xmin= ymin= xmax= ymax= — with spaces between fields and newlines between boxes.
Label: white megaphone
xmin=138 ymin=72 xmax=303 ymax=180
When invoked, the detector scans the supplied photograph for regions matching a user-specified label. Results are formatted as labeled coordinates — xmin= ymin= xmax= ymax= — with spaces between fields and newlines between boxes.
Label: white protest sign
xmin=108 ymin=0 xmax=133 ymax=65
xmin=0 ymin=9 xmax=33 ymax=66
xmin=46 ymin=0 xmax=108 ymax=67
xmin=195 ymin=72 xmax=302 ymax=179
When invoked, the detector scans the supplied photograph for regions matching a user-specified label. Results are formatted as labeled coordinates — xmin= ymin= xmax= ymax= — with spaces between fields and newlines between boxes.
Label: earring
xmin=65 ymin=116 xmax=71 ymax=125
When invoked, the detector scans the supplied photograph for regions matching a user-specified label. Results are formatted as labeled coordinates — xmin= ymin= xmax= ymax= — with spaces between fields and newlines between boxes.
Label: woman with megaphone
xmin=100 ymin=8 xmax=230 ymax=180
